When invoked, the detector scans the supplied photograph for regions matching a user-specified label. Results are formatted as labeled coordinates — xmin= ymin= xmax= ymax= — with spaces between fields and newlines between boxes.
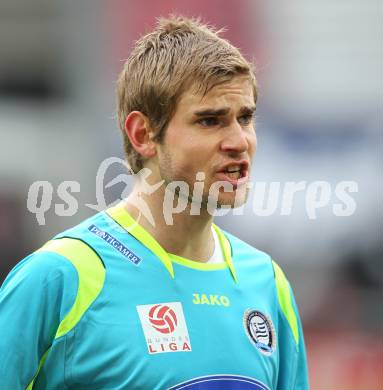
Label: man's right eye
xmin=198 ymin=117 xmax=219 ymax=127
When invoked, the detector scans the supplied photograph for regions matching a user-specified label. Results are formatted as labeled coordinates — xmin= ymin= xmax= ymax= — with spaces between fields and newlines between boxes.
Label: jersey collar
xmin=105 ymin=201 xmax=238 ymax=283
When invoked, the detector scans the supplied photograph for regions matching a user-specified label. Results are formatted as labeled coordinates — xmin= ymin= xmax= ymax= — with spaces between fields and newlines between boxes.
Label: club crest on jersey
xmin=243 ymin=310 xmax=276 ymax=356
xmin=137 ymin=302 xmax=192 ymax=354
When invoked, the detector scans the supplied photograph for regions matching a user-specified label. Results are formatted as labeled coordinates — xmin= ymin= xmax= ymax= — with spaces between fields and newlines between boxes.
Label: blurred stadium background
xmin=0 ymin=0 xmax=382 ymax=388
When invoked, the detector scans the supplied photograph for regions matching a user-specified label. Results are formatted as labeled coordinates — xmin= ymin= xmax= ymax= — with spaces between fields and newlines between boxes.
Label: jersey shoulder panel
xmin=271 ymin=260 xmax=299 ymax=345
xmin=52 ymin=210 xmax=152 ymax=273
xmin=0 ymin=250 xmax=79 ymax=389
xmin=1 ymin=250 xmax=79 ymax=319
xmin=37 ymin=237 xmax=106 ymax=338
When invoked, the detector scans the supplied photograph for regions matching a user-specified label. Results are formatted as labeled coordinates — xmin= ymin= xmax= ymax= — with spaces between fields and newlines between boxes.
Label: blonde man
xmin=0 ymin=16 xmax=309 ymax=389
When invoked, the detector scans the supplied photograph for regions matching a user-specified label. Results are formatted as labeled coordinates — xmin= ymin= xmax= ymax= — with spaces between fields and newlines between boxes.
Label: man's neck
xmin=125 ymin=187 xmax=215 ymax=262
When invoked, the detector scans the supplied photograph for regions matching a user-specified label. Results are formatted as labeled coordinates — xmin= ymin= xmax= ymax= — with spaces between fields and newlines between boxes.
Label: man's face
xmin=155 ymin=75 xmax=257 ymax=210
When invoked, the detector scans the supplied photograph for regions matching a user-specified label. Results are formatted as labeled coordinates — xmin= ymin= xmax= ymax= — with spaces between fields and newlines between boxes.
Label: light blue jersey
xmin=0 ymin=202 xmax=309 ymax=389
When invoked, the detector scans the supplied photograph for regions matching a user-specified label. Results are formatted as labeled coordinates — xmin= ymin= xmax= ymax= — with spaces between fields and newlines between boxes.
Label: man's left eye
xmin=238 ymin=114 xmax=254 ymax=126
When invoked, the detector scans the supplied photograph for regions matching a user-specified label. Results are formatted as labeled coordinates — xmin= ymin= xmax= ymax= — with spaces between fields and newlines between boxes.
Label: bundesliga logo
xmin=148 ymin=304 xmax=178 ymax=334
xmin=137 ymin=302 xmax=192 ymax=354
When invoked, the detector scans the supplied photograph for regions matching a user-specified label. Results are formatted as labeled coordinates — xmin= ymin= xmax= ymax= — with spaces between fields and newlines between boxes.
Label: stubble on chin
xmin=157 ymin=148 xmax=251 ymax=213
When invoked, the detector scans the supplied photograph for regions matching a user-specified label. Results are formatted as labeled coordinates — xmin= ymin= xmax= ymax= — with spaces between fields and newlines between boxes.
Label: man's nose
xmin=220 ymin=121 xmax=250 ymax=155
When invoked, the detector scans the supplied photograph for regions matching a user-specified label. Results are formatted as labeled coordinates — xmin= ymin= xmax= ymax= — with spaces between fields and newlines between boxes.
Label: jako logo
xmin=148 ymin=304 xmax=178 ymax=334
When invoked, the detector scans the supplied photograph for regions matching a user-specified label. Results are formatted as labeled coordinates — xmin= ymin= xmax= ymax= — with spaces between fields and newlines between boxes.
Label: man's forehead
xmin=179 ymin=77 xmax=255 ymax=112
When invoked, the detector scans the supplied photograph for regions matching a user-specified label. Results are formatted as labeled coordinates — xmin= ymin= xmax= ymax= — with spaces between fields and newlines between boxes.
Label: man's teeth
xmin=226 ymin=166 xmax=241 ymax=173
xmin=224 ymin=166 xmax=243 ymax=179
xmin=226 ymin=171 xmax=241 ymax=179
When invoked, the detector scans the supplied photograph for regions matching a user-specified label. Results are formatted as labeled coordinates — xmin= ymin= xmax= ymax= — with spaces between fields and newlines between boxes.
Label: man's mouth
xmin=216 ymin=160 xmax=250 ymax=185
xmin=225 ymin=165 xmax=242 ymax=180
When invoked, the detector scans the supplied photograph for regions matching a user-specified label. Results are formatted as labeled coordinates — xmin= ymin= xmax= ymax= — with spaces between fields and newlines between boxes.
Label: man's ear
xmin=124 ymin=111 xmax=157 ymax=158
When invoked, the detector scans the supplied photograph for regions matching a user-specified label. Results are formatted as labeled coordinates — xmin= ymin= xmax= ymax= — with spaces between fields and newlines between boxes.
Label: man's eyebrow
xmin=239 ymin=106 xmax=257 ymax=115
xmin=193 ymin=107 xmax=230 ymax=117
xmin=193 ymin=105 xmax=256 ymax=117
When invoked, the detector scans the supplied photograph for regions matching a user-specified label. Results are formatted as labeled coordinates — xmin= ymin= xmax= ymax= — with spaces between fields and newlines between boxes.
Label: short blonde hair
xmin=117 ymin=15 xmax=257 ymax=173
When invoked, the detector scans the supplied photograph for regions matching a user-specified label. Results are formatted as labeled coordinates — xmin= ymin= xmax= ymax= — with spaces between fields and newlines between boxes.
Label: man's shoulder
xmin=2 ymin=210 xmax=109 ymax=288
xmin=53 ymin=209 xmax=108 ymax=239
xmin=54 ymin=208 xmax=135 ymax=240
xmin=0 ymin=248 xmax=79 ymax=304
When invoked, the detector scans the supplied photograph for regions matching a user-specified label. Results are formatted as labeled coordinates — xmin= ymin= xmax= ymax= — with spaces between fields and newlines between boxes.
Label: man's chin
xmin=215 ymin=200 xmax=246 ymax=210
xmin=214 ymin=191 xmax=249 ymax=210
xmin=186 ymin=187 xmax=249 ymax=214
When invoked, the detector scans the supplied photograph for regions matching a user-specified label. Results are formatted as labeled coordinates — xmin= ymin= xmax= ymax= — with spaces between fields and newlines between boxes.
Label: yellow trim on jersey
xmin=106 ymin=202 xmax=237 ymax=281
xmin=26 ymin=348 xmax=50 ymax=390
xmin=169 ymin=253 xmax=228 ymax=270
xmin=37 ymin=238 xmax=106 ymax=337
xmin=272 ymin=260 xmax=299 ymax=344
xmin=28 ymin=238 xmax=106 ymax=389
xmin=106 ymin=202 xmax=175 ymax=278
xmin=212 ymin=224 xmax=238 ymax=283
